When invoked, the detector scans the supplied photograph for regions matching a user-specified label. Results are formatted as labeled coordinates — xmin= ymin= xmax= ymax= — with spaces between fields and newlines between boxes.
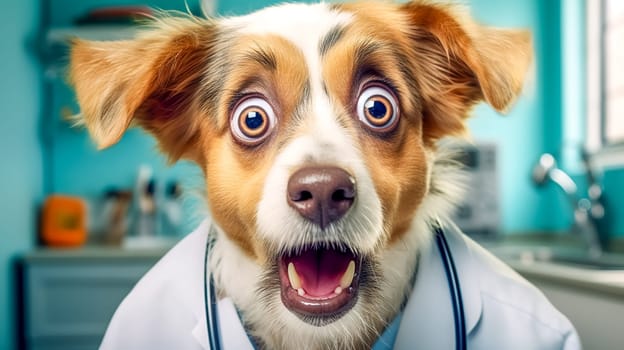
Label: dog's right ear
xmin=70 ymin=18 xmax=217 ymax=161
xmin=401 ymin=1 xmax=532 ymax=143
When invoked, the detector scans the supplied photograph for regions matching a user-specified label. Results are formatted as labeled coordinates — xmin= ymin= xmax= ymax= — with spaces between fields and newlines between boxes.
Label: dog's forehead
xmin=222 ymin=3 xmax=353 ymax=62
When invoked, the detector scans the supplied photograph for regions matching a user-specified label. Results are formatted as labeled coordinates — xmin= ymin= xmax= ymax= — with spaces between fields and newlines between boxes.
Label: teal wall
xmin=218 ymin=0 xmax=291 ymax=14
xmin=558 ymin=0 xmax=624 ymax=238
xmin=602 ymin=169 xmax=624 ymax=237
xmin=467 ymin=0 xmax=558 ymax=233
xmin=0 ymin=0 xmax=43 ymax=348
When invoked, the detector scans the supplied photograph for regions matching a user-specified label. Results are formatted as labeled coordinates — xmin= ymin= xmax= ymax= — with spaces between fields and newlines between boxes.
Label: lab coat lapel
xmin=191 ymin=297 xmax=253 ymax=350
xmin=216 ymin=298 xmax=255 ymax=350
xmin=393 ymin=223 xmax=483 ymax=348
xmin=189 ymin=221 xmax=254 ymax=350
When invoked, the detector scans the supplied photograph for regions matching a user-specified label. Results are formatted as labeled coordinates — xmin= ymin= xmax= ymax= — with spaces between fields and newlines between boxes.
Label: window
xmin=587 ymin=0 xmax=624 ymax=155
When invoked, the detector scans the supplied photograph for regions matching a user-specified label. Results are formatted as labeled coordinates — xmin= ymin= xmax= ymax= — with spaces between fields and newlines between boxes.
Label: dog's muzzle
xmin=278 ymin=166 xmax=363 ymax=324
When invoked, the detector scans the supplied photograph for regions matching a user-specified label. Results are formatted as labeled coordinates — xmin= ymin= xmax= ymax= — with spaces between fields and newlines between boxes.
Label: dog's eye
xmin=356 ymin=85 xmax=399 ymax=132
xmin=230 ymin=97 xmax=276 ymax=145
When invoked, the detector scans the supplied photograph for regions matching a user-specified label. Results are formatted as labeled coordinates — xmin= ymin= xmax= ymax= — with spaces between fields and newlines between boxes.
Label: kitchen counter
xmin=481 ymin=236 xmax=624 ymax=297
xmin=23 ymin=236 xmax=178 ymax=262
xmin=23 ymin=245 xmax=171 ymax=261
xmin=501 ymin=255 xmax=624 ymax=296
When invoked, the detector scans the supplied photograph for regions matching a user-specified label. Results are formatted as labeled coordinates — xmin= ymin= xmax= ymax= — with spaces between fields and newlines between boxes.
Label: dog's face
xmin=70 ymin=1 xmax=530 ymax=348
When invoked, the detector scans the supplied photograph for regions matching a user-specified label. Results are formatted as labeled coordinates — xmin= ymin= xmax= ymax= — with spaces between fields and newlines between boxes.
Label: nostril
xmin=331 ymin=189 xmax=354 ymax=202
xmin=294 ymin=190 xmax=313 ymax=202
xmin=332 ymin=189 xmax=345 ymax=202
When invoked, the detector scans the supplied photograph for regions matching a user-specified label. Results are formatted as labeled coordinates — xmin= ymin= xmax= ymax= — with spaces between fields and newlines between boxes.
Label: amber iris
xmin=238 ymin=107 xmax=269 ymax=138
xmin=356 ymin=84 xmax=399 ymax=133
xmin=363 ymin=96 xmax=393 ymax=127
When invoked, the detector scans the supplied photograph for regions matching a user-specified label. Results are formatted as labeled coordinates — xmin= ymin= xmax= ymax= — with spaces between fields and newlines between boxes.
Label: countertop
xmin=22 ymin=232 xmax=624 ymax=297
xmin=480 ymin=234 xmax=624 ymax=298
xmin=503 ymin=255 xmax=624 ymax=297
xmin=23 ymin=236 xmax=178 ymax=262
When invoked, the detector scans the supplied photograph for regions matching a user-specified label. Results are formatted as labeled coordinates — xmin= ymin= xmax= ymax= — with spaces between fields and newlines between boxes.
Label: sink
xmin=546 ymin=254 xmax=624 ymax=270
xmin=525 ymin=253 xmax=624 ymax=270
xmin=487 ymin=245 xmax=624 ymax=270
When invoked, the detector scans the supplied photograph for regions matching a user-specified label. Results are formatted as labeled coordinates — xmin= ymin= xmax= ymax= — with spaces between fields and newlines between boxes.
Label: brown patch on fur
xmin=326 ymin=2 xmax=428 ymax=246
xmin=331 ymin=1 xmax=532 ymax=244
xmin=70 ymin=17 xmax=310 ymax=261
xmin=361 ymin=126 xmax=429 ymax=246
xmin=202 ymin=34 xmax=309 ymax=261
xmin=70 ymin=17 xmax=218 ymax=163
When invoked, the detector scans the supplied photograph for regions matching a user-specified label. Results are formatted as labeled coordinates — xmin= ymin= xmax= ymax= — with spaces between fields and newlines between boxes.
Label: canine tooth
xmin=297 ymin=288 xmax=305 ymax=297
xmin=340 ymin=261 xmax=356 ymax=289
xmin=288 ymin=262 xmax=302 ymax=290
xmin=334 ymin=286 xmax=343 ymax=295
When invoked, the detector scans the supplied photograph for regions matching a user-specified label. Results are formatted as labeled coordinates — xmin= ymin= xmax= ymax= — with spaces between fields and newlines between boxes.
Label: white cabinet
xmin=21 ymin=249 xmax=166 ymax=350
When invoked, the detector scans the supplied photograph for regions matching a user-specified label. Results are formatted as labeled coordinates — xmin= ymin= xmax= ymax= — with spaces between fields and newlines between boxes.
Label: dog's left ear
xmin=401 ymin=1 xmax=533 ymax=141
xmin=70 ymin=18 xmax=216 ymax=162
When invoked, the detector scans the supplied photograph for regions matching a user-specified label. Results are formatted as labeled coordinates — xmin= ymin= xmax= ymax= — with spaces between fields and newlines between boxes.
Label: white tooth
xmin=334 ymin=286 xmax=343 ymax=295
xmin=288 ymin=262 xmax=302 ymax=290
xmin=340 ymin=261 xmax=356 ymax=289
xmin=298 ymin=288 xmax=305 ymax=297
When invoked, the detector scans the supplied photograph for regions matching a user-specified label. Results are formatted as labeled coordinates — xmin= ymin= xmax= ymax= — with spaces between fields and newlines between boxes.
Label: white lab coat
xmin=100 ymin=220 xmax=581 ymax=349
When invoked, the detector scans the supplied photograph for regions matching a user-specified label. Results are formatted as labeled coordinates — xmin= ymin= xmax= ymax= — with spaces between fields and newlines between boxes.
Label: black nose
xmin=287 ymin=166 xmax=356 ymax=229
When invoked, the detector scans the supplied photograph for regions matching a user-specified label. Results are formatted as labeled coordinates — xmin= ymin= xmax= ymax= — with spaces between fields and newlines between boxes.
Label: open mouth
xmin=278 ymin=245 xmax=362 ymax=324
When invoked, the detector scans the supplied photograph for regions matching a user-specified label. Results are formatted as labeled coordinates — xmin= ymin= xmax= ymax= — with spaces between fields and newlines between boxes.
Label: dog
xmin=70 ymin=1 xmax=579 ymax=349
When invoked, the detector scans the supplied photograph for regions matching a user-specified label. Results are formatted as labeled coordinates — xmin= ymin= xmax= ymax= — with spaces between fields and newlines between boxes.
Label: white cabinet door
xmin=23 ymin=257 xmax=159 ymax=350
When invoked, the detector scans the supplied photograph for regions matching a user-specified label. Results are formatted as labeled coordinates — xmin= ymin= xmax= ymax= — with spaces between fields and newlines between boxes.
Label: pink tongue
xmin=290 ymin=249 xmax=352 ymax=297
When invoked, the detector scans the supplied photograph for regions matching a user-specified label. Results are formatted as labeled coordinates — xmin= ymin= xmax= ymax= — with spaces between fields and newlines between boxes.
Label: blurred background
xmin=1 ymin=0 xmax=623 ymax=349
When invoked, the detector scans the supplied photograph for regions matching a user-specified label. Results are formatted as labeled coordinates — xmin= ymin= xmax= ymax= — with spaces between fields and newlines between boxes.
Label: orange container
xmin=41 ymin=195 xmax=87 ymax=247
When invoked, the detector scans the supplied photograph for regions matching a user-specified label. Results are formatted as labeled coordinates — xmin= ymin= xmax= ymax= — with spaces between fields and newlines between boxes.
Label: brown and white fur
xmin=69 ymin=1 xmax=531 ymax=349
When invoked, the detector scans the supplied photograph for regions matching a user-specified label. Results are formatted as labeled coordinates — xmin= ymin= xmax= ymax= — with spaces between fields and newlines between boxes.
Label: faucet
xmin=532 ymin=153 xmax=605 ymax=257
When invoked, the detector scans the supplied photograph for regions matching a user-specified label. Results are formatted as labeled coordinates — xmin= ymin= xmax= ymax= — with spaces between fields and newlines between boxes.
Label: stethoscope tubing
xmin=435 ymin=226 xmax=467 ymax=350
xmin=203 ymin=225 xmax=467 ymax=350
xmin=204 ymin=233 xmax=222 ymax=350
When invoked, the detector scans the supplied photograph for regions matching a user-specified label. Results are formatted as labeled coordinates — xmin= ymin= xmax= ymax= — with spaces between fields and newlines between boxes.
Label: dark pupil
xmin=245 ymin=111 xmax=264 ymax=130
xmin=365 ymin=99 xmax=387 ymax=119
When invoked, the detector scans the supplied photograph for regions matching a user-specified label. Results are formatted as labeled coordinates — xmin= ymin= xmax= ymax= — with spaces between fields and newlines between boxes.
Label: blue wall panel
xmin=602 ymin=168 xmax=624 ymax=237
xmin=466 ymin=0 xmax=563 ymax=233
xmin=0 ymin=0 xmax=43 ymax=348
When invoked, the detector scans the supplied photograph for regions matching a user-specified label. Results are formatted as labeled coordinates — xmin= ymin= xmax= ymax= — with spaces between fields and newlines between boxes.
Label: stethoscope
xmin=203 ymin=225 xmax=466 ymax=350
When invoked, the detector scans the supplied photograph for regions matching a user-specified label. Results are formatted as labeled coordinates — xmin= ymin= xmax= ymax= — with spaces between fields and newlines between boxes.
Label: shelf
xmin=46 ymin=25 xmax=139 ymax=46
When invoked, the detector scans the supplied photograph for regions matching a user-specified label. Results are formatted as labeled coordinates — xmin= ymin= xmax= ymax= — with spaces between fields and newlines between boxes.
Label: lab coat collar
xmin=190 ymin=221 xmax=482 ymax=349
xmin=216 ymin=299 xmax=256 ymax=349
xmin=394 ymin=222 xmax=483 ymax=349
xmin=189 ymin=220 xmax=255 ymax=350
xmin=186 ymin=219 xmax=211 ymax=349
xmin=192 ymin=298 xmax=255 ymax=350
